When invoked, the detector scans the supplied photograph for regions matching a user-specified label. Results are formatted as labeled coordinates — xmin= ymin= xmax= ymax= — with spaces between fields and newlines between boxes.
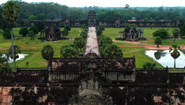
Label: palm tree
xmin=2 ymin=0 xmax=21 ymax=72
xmin=41 ymin=45 xmax=54 ymax=61
xmin=172 ymin=29 xmax=180 ymax=42
xmin=169 ymin=44 xmax=181 ymax=68
xmin=104 ymin=44 xmax=123 ymax=58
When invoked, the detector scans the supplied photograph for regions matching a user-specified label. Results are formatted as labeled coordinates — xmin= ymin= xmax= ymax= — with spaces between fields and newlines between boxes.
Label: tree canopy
xmin=100 ymin=44 xmax=123 ymax=58
xmin=35 ymin=21 xmax=45 ymax=32
xmin=1 ymin=1 xmax=184 ymax=21
xmin=19 ymin=26 xmax=28 ymax=36
xmin=154 ymin=36 xmax=162 ymax=48
xmin=2 ymin=0 xmax=21 ymax=23
xmin=8 ymin=45 xmax=21 ymax=61
xmin=172 ymin=29 xmax=180 ymax=42
xmin=41 ymin=45 xmax=54 ymax=61
xmin=153 ymin=29 xmax=168 ymax=39
xmin=73 ymin=36 xmax=86 ymax=52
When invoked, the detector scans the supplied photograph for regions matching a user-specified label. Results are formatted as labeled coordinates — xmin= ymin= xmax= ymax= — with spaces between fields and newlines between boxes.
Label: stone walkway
xmin=85 ymin=27 xmax=100 ymax=56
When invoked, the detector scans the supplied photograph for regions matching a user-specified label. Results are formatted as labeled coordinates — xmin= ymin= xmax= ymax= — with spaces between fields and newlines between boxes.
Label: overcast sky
xmin=0 ymin=0 xmax=185 ymax=7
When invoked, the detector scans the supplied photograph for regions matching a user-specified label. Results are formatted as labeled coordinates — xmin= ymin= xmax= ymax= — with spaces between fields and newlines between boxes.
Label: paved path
xmin=85 ymin=27 xmax=100 ymax=56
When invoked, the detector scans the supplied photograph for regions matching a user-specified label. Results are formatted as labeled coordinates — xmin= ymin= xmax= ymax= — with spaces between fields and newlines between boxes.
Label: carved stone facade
xmin=88 ymin=10 xmax=97 ymax=27
xmin=38 ymin=27 xmax=62 ymax=41
xmin=16 ymin=11 xmax=185 ymax=28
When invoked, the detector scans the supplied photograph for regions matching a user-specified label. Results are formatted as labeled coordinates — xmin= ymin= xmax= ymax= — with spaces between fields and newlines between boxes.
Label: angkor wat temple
xmin=16 ymin=10 xmax=185 ymax=28
xmin=1 ymin=26 xmax=185 ymax=105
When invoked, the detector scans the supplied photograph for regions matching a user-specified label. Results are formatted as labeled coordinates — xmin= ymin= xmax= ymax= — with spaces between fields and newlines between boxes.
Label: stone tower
xmin=88 ymin=10 xmax=96 ymax=27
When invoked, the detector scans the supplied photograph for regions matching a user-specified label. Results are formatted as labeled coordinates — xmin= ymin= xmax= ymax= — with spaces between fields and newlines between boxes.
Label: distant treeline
xmin=0 ymin=1 xmax=185 ymax=21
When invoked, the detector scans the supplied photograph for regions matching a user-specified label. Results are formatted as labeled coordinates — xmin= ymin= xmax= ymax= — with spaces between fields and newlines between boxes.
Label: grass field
xmin=0 ymin=27 xmax=183 ymax=69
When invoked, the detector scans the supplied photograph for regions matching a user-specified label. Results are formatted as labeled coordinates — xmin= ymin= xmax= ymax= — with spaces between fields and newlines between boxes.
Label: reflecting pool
xmin=145 ymin=50 xmax=185 ymax=68
xmin=1 ymin=54 xmax=28 ymax=63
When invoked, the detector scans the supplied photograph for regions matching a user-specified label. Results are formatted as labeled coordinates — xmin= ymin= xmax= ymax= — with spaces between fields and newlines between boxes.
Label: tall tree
xmin=19 ymin=26 xmax=28 ymax=36
xmin=103 ymin=44 xmax=123 ymax=58
xmin=2 ymin=0 xmax=21 ymax=72
xmin=61 ymin=46 xmax=78 ymax=58
xmin=98 ymin=25 xmax=105 ymax=31
xmin=81 ymin=24 xmax=86 ymax=30
xmin=80 ymin=31 xmax=87 ymax=39
xmin=0 ymin=56 xmax=11 ymax=73
xmin=41 ymin=45 xmax=54 ymax=61
xmin=35 ymin=21 xmax=45 ymax=32
xmin=124 ymin=4 xmax=130 ymax=10
xmin=154 ymin=36 xmax=162 ymax=48
xmin=73 ymin=37 xmax=85 ymax=52
xmin=172 ymin=29 xmax=180 ymax=42
xmin=36 ymin=13 xmax=47 ymax=20
xmin=142 ymin=62 xmax=157 ymax=70
xmin=169 ymin=44 xmax=181 ymax=68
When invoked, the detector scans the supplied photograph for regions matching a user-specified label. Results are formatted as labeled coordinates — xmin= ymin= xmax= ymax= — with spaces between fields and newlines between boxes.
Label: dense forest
xmin=0 ymin=1 xmax=185 ymax=21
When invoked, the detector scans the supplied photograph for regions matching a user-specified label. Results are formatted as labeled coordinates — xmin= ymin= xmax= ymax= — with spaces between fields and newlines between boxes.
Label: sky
xmin=0 ymin=0 xmax=185 ymax=7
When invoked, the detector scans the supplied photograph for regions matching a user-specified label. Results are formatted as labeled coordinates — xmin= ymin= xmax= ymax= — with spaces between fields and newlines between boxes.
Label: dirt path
xmin=113 ymin=39 xmax=185 ymax=50
xmin=118 ymin=45 xmax=185 ymax=50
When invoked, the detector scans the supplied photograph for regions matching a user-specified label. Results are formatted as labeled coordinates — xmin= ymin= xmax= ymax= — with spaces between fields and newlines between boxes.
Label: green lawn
xmin=0 ymin=28 xmax=80 ymax=67
xmin=146 ymin=39 xmax=185 ymax=45
xmin=0 ymin=27 xmax=183 ymax=71
xmin=121 ymin=47 xmax=163 ymax=68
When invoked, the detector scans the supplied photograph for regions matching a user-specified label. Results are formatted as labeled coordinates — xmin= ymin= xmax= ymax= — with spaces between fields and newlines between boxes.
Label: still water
xmin=145 ymin=50 xmax=185 ymax=68
xmin=1 ymin=54 xmax=28 ymax=63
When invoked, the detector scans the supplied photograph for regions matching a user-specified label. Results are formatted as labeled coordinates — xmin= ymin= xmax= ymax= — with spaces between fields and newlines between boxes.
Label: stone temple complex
xmin=116 ymin=26 xmax=146 ymax=41
xmin=38 ymin=27 xmax=62 ymax=41
xmin=16 ymin=10 xmax=185 ymax=28
xmin=0 ymin=26 xmax=185 ymax=104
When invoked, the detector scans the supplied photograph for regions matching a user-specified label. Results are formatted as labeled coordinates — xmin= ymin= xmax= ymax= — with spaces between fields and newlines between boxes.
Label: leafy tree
xmin=73 ymin=36 xmax=85 ymax=52
xmin=153 ymin=29 xmax=168 ymax=39
xmin=80 ymin=31 xmax=87 ymax=39
xmin=0 ymin=56 xmax=11 ymax=73
xmin=19 ymin=27 xmax=28 ymax=36
xmin=28 ymin=15 xmax=36 ymax=20
xmin=41 ymin=45 xmax=54 ymax=61
xmin=98 ymin=25 xmax=105 ymax=31
xmin=69 ymin=9 xmax=83 ymax=20
xmin=98 ymin=35 xmax=112 ymax=45
xmin=97 ymin=29 xmax=102 ymax=36
xmin=59 ymin=22 xmax=64 ymax=27
xmin=81 ymin=24 xmax=86 ymax=30
xmin=35 ymin=21 xmax=45 ymax=32
xmin=36 ymin=13 xmax=47 ymax=20
xmin=102 ymin=37 xmax=113 ymax=44
xmin=142 ymin=62 xmax=157 ymax=70
xmin=125 ymin=4 xmax=130 ymax=10
xmin=98 ymin=35 xmax=105 ymax=45
xmin=8 ymin=45 xmax=21 ymax=65
xmin=3 ymin=28 xmax=12 ymax=39
xmin=28 ymin=30 xmax=35 ymax=40
xmin=169 ymin=44 xmax=181 ymax=68
xmin=23 ymin=19 xmax=29 ymax=27
xmin=99 ymin=44 xmax=109 ymax=57
xmin=2 ymin=0 xmax=21 ymax=23
xmin=2 ymin=0 xmax=21 ymax=72
xmin=62 ymin=28 xmax=68 ymax=37
xmin=29 ymin=25 xmax=39 ymax=34
xmin=179 ymin=22 xmax=185 ymax=37
xmin=172 ymin=29 xmax=180 ymax=42
xmin=61 ymin=46 xmax=78 ymax=58
xmin=47 ymin=12 xmax=57 ymax=20
xmin=103 ymin=44 xmax=123 ymax=58
xmin=154 ymin=36 xmax=162 ymax=48
xmin=64 ymin=25 xmax=71 ymax=31
xmin=128 ymin=24 xmax=137 ymax=28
